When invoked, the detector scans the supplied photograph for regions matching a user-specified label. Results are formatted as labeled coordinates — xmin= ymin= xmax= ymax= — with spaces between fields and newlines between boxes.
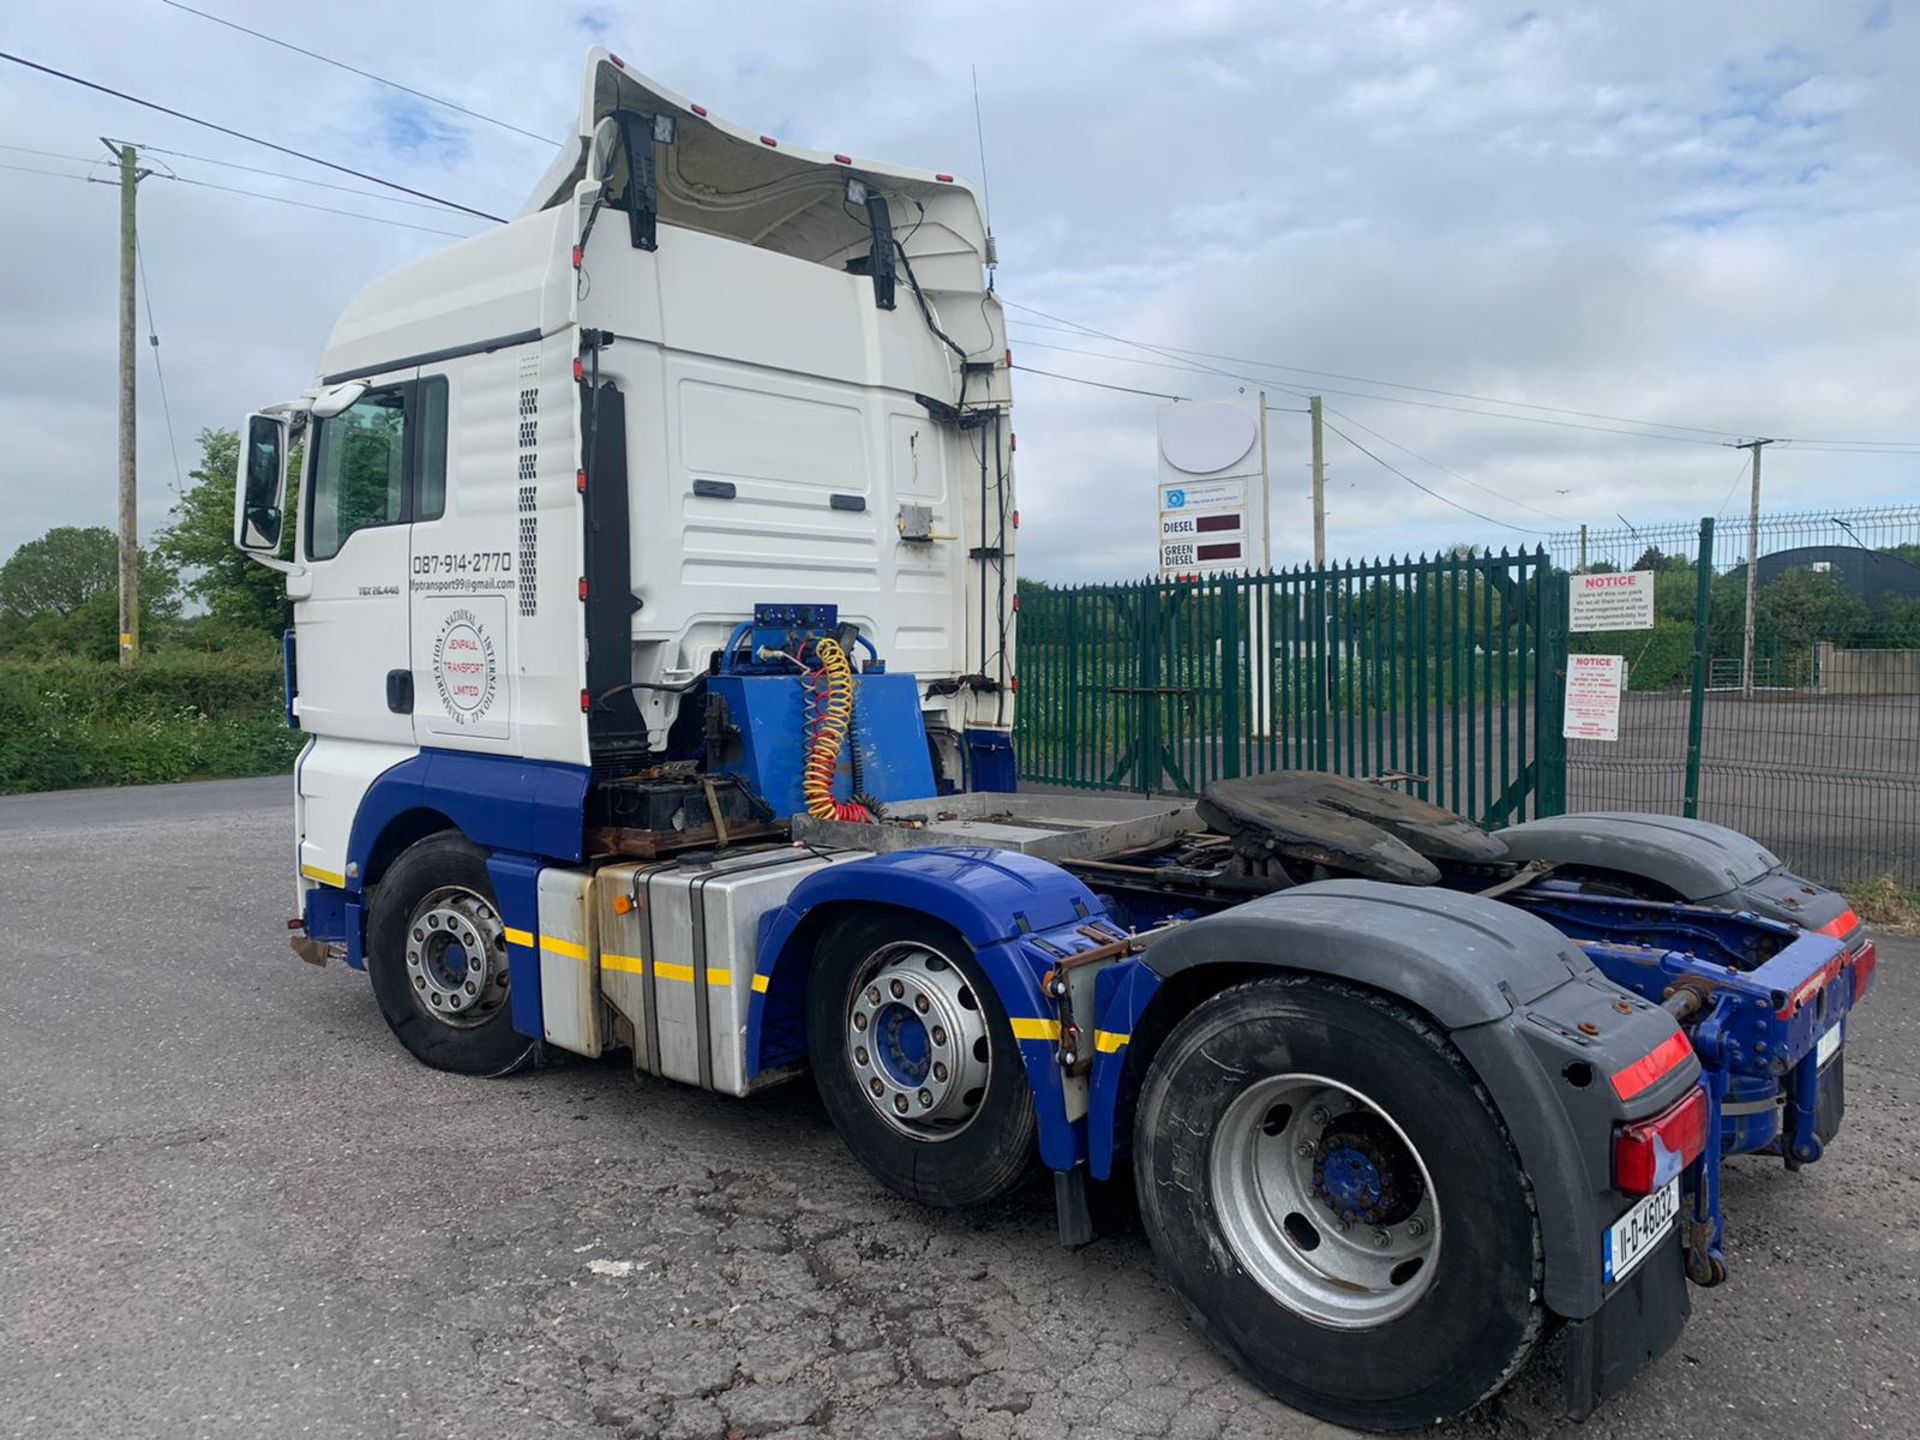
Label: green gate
xmin=1015 ymin=550 xmax=1567 ymax=827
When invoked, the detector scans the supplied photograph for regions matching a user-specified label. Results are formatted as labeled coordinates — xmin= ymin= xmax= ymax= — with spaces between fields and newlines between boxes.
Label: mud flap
xmin=1558 ymin=1230 xmax=1691 ymax=1419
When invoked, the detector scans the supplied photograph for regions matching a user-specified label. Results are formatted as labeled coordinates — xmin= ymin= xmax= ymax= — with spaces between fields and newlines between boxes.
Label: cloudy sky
xmin=3 ymin=0 xmax=1918 ymax=581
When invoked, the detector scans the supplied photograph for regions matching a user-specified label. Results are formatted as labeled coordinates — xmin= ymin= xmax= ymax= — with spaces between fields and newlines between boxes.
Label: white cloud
xmin=1 ymin=0 xmax=1915 ymax=584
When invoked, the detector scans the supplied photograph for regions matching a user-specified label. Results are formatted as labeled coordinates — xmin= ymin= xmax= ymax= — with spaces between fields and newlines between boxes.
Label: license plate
xmin=1604 ymin=1178 xmax=1679 ymax=1284
xmin=1816 ymin=1019 xmax=1843 ymax=1068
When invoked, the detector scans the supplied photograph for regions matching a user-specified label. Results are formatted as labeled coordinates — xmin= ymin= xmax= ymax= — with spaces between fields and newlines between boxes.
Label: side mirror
xmin=234 ymin=412 xmax=289 ymax=554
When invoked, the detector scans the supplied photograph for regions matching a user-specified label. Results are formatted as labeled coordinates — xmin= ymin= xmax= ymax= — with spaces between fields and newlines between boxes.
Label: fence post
xmin=1683 ymin=516 xmax=1715 ymax=819
xmin=1536 ymin=561 xmax=1569 ymax=816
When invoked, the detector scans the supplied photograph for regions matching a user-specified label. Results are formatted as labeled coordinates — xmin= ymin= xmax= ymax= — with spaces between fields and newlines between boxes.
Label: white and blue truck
xmin=235 ymin=51 xmax=1876 ymax=1431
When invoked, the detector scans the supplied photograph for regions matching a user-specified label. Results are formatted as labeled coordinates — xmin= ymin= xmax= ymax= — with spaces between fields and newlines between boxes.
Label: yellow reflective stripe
xmin=706 ymin=968 xmax=732 ymax=987
xmin=751 ymin=973 xmax=771 ymax=994
xmin=1010 ymin=1017 xmax=1062 ymax=1042
xmin=540 ymin=934 xmax=589 ymax=961
xmin=653 ymin=960 xmax=697 ymax=983
xmin=300 ymin=863 xmax=346 ymax=888
xmin=601 ymin=952 xmax=646 ymax=975
xmin=1094 ymin=1030 xmax=1130 ymax=1054
xmin=503 ymin=927 xmax=534 ymax=948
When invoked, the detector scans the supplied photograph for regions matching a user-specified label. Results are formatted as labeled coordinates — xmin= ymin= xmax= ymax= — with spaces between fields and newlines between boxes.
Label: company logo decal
xmin=432 ymin=608 xmax=498 ymax=723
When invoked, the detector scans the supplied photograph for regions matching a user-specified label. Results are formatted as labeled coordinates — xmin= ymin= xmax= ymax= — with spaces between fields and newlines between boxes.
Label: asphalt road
xmin=2 ymin=777 xmax=1915 ymax=1440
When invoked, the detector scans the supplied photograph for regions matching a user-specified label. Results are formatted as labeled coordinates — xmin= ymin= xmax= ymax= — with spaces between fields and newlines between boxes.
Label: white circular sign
xmin=1159 ymin=401 xmax=1257 ymax=475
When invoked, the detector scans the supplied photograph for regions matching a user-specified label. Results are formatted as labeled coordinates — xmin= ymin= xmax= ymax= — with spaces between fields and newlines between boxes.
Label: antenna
xmin=971 ymin=63 xmax=997 ymax=274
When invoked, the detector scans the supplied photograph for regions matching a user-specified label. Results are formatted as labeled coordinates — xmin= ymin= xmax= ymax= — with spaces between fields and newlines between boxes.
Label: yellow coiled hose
xmin=802 ymin=637 xmax=873 ymax=823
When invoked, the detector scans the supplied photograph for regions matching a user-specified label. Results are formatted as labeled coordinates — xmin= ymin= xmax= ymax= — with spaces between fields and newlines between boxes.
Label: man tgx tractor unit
xmin=235 ymin=51 xmax=1875 ymax=1431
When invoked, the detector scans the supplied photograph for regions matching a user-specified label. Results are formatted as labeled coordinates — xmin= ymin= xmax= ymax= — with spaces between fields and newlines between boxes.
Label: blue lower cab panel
xmin=965 ymin=727 xmax=1017 ymax=793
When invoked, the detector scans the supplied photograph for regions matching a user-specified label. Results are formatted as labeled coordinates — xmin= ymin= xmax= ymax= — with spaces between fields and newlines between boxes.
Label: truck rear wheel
xmin=1134 ymin=976 xmax=1541 ymax=1432
xmin=806 ymin=911 xmax=1038 ymax=1207
xmin=365 ymin=832 xmax=537 ymax=1077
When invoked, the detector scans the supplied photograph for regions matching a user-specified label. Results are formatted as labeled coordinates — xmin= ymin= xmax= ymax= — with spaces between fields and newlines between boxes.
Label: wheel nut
xmin=933 ymin=1062 xmax=948 ymax=1082
xmin=1372 ymin=1228 xmax=1392 ymax=1248
xmin=894 ymin=1094 xmax=909 ymax=1113
xmin=1407 ymin=1217 xmax=1428 ymax=1237
xmin=1308 ymin=1106 xmax=1330 ymax=1126
xmin=867 ymin=986 xmax=882 ymax=1005
xmin=931 ymin=1026 xmax=947 ymax=1046
xmin=1294 ymin=1141 xmax=1315 ymax=1158
xmin=869 ymin=1078 xmax=884 ymax=1097
xmin=919 ymin=1089 xmax=933 ymax=1108
xmin=915 ymin=994 xmax=930 ymax=1014
xmin=853 ymin=1012 xmax=868 ymax=1032
xmin=890 ymin=979 xmax=906 ymax=999
xmin=855 ymin=1047 xmax=869 ymax=1066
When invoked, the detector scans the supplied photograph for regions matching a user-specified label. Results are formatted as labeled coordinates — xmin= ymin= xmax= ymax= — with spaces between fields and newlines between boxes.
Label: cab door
xmin=287 ymin=372 xmax=420 ymax=746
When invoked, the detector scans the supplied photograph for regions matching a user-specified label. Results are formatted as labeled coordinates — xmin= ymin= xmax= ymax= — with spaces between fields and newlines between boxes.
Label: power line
xmin=1318 ymin=401 xmax=1575 ymax=524
xmin=157 ymin=173 xmax=477 ymax=238
xmin=134 ymin=232 xmax=185 ymax=497
xmin=1013 ymin=321 xmax=1576 ymax=527
xmin=0 ymin=158 xmax=95 ymax=182
xmin=0 ymin=51 xmax=508 ymax=222
xmin=7 ymin=149 xmax=477 ymax=237
xmin=1007 ymin=302 xmax=1920 ymax=452
xmin=0 ymin=141 xmax=112 ymax=166
xmin=161 ymin=0 xmax=559 ymax=147
xmin=1011 ymin=364 xmax=1191 ymax=401
xmin=1321 ymin=419 xmax=1554 ymax=537
xmin=115 ymin=139 xmax=473 ymax=213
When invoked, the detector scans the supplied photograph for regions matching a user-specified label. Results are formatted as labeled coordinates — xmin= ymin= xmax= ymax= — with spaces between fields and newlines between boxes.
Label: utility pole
xmin=1308 ymin=394 xmax=1325 ymax=567
xmin=105 ymin=140 xmax=149 ymax=666
xmin=1730 ymin=438 xmax=1773 ymax=699
xmin=1578 ymin=522 xmax=1588 ymax=571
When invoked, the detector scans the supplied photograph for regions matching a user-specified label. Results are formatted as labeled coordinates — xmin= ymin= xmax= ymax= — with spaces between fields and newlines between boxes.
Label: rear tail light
xmin=1850 ymin=937 xmax=1878 ymax=1003
xmin=1614 ymin=1086 xmax=1709 ymax=1195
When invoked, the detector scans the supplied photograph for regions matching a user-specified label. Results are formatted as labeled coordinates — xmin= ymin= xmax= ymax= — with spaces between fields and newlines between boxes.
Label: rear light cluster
xmin=1614 ymin=1086 xmax=1710 ymax=1195
xmin=1850 ymin=937 xmax=1878 ymax=1003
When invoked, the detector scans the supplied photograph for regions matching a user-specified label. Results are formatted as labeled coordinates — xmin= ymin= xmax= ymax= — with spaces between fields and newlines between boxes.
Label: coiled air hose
xmin=802 ymin=636 xmax=873 ymax=823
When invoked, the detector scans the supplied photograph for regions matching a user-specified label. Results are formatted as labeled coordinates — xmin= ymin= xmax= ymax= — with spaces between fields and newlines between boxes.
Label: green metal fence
xmin=1546 ymin=506 xmax=1920 ymax=887
xmin=1016 ymin=549 xmax=1566 ymax=827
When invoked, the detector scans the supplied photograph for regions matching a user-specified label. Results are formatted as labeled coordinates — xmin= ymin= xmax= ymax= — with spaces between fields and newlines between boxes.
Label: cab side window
xmin=305 ymin=377 xmax=450 ymax=558
xmin=308 ymin=387 xmax=408 ymax=560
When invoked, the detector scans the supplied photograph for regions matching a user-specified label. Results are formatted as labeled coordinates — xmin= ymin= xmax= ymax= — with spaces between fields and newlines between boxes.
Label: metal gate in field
xmin=1015 ymin=550 xmax=1567 ymax=828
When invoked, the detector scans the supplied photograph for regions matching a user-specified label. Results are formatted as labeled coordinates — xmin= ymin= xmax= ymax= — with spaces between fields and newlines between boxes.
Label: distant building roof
xmin=1727 ymin=545 xmax=1920 ymax=606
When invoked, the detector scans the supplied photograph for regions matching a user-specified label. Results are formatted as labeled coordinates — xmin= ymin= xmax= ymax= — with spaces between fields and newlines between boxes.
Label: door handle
xmin=386 ymin=669 xmax=414 ymax=714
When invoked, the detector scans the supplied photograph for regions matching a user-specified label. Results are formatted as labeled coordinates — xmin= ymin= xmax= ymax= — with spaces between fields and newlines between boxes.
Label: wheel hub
xmin=1313 ymin=1116 xmax=1426 ymax=1227
xmin=846 ymin=942 xmax=991 ymax=1141
xmin=404 ymin=887 xmax=509 ymax=1028
xmin=1209 ymin=1074 xmax=1442 ymax=1329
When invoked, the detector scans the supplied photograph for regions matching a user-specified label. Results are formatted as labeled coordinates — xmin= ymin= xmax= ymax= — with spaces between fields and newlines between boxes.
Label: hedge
xmin=0 ymin=649 xmax=304 ymax=794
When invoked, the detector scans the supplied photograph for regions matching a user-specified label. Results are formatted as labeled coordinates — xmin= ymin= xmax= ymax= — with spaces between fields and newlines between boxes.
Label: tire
xmin=365 ymin=831 xmax=538 ymax=1078
xmin=1134 ymin=976 xmax=1541 ymax=1432
xmin=806 ymin=911 xmax=1039 ymax=1208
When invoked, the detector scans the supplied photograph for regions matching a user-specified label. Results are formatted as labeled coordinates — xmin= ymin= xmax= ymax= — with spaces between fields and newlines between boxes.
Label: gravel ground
xmin=2 ymin=776 xmax=1915 ymax=1440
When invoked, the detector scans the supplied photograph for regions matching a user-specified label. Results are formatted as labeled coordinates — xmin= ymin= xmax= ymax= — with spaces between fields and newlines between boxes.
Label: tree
xmin=155 ymin=427 xmax=300 ymax=637
xmin=0 ymin=525 xmax=180 ymax=660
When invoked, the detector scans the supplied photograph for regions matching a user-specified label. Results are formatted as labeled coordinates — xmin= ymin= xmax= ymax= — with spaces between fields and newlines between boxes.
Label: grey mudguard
xmin=1497 ymin=811 xmax=1780 ymax=901
xmin=1142 ymin=878 xmax=1699 ymax=1319
xmin=1144 ymin=878 xmax=1590 ymax=1026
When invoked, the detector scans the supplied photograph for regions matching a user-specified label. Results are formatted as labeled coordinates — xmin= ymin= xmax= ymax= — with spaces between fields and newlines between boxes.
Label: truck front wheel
xmin=1134 ymin=976 xmax=1541 ymax=1432
xmin=365 ymin=832 xmax=536 ymax=1077
xmin=806 ymin=911 xmax=1039 ymax=1207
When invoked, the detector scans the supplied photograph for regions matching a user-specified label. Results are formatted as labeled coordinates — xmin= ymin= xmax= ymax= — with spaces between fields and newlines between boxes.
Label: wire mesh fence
xmin=1017 ymin=506 xmax=1920 ymax=889
xmin=1546 ymin=506 xmax=1920 ymax=887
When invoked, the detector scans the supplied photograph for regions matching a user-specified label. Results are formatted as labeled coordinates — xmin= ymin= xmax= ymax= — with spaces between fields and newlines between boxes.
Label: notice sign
xmin=1569 ymin=571 xmax=1655 ymax=633
xmin=1564 ymin=653 xmax=1626 ymax=742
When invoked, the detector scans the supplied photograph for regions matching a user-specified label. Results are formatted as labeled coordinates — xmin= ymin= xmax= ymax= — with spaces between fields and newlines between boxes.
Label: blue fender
xmin=748 ymin=847 xmax=1108 ymax=1172
xmin=346 ymin=748 xmax=591 ymax=888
